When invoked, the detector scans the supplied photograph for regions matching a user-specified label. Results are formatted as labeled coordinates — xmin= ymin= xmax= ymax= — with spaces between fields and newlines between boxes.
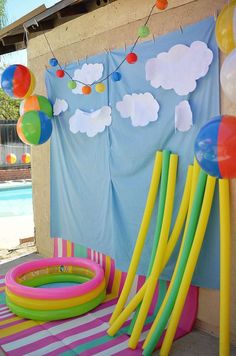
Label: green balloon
xmin=37 ymin=95 xmax=53 ymax=117
xmin=21 ymin=111 xmax=41 ymax=145
xmin=138 ymin=25 xmax=150 ymax=38
xmin=68 ymin=80 xmax=77 ymax=89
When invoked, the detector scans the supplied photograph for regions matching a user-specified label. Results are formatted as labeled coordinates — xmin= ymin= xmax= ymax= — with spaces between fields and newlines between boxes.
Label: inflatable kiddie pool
xmin=5 ymin=257 xmax=106 ymax=321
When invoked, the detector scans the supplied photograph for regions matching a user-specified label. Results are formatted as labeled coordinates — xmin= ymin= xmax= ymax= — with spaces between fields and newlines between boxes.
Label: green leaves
xmin=0 ymin=88 xmax=20 ymax=121
xmin=0 ymin=0 xmax=7 ymax=30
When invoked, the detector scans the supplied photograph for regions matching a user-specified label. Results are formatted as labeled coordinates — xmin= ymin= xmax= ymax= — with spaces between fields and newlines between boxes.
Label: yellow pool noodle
xmin=160 ymin=175 xmax=216 ymax=356
xmin=109 ymin=152 xmax=162 ymax=325
xmin=107 ymin=281 xmax=147 ymax=336
xmin=107 ymin=163 xmax=192 ymax=337
xmin=128 ymin=154 xmax=178 ymax=349
xmin=163 ymin=166 xmax=193 ymax=266
xmin=219 ymin=179 xmax=231 ymax=356
xmin=143 ymin=160 xmax=200 ymax=348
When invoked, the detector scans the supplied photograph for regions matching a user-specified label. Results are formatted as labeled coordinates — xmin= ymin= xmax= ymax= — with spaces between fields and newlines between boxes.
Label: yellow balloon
xmin=95 ymin=83 xmax=106 ymax=93
xmin=216 ymin=0 xmax=236 ymax=54
xmin=24 ymin=70 xmax=36 ymax=99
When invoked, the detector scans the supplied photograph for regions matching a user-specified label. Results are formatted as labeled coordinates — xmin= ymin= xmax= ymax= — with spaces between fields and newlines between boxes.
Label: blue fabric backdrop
xmin=47 ymin=17 xmax=220 ymax=288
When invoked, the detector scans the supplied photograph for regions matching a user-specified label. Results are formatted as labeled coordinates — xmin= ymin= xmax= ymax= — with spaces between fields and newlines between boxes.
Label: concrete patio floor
xmin=0 ymin=253 xmax=235 ymax=356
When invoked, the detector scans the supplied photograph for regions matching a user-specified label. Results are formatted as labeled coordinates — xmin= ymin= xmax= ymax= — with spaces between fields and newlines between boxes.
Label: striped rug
xmin=0 ymin=238 xmax=199 ymax=355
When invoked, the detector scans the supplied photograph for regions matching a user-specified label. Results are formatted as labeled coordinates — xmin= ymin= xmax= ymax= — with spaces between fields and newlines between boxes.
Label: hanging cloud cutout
xmin=69 ymin=106 xmax=112 ymax=137
xmin=175 ymin=100 xmax=193 ymax=132
xmin=53 ymin=98 xmax=68 ymax=116
xmin=146 ymin=41 xmax=213 ymax=96
xmin=116 ymin=92 xmax=160 ymax=127
xmin=72 ymin=63 xmax=104 ymax=94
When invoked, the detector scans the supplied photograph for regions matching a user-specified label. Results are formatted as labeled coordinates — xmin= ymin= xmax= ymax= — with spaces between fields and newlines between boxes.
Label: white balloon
xmin=220 ymin=49 xmax=236 ymax=104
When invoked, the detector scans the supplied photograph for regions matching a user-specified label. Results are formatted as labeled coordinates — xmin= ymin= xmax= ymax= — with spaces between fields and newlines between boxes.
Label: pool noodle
xmin=160 ymin=175 xmax=216 ymax=356
xmin=107 ymin=164 xmax=194 ymax=337
xmin=128 ymin=150 xmax=170 ymax=335
xmin=143 ymin=170 xmax=207 ymax=355
xmin=152 ymin=165 xmax=193 ymax=317
xmin=143 ymin=160 xmax=201 ymax=349
xmin=162 ymin=165 xmax=193 ymax=267
xmin=219 ymin=179 xmax=231 ymax=356
xmin=109 ymin=152 xmax=162 ymax=324
xmin=128 ymin=154 xmax=178 ymax=349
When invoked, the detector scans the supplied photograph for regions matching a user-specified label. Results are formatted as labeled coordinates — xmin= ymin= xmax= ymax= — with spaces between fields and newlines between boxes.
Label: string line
xmin=43 ymin=1 xmax=157 ymax=87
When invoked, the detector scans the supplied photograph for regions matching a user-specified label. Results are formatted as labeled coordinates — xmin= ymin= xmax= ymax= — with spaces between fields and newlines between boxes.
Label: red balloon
xmin=126 ymin=53 xmax=138 ymax=64
xmin=218 ymin=115 xmax=236 ymax=178
xmin=194 ymin=115 xmax=236 ymax=178
xmin=56 ymin=69 xmax=65 ymax=78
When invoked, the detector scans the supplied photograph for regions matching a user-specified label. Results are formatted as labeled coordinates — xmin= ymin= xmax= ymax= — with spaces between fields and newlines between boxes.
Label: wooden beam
xmin=58 ymin=3 xmax=88 ymax=17
xmin=0 ymin=5 xmax=46 ymax=38
xmin=27 ymin=19 xmax=56 ymax=33
xmin=1 ymin=33 xmax=25 ymax=46
xmin=23 ymin=0 xmax=82 ymax=28
xmin=0 ymin=43 xmax=17 ymax=54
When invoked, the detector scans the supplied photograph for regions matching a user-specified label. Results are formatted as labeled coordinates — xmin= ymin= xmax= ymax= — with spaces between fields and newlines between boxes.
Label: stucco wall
xmin=27 ymin=0 xmax=236 ymax=344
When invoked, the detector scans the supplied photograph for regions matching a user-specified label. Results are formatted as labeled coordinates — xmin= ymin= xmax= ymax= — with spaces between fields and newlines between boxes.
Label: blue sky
xmin=1 ymin=0 xmax=60 ymax=65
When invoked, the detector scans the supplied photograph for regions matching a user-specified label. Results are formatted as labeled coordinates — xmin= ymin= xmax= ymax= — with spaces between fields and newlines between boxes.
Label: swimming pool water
xmin=0 ymin=185 xmax=33 ymax=217
xmin=39 ymin=282 xmax=79 ymax=288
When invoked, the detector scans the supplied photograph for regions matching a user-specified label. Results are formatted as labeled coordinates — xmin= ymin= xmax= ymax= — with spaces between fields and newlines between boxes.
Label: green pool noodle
xmin=143 ymin=170 xmax=207 ymax=356
xmin=128 ymin=150 xmax=170 ymax=335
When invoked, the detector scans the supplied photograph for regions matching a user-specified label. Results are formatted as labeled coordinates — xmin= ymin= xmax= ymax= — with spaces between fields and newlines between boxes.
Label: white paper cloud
xmin=72 ymin=63 xmax=104 ymax=94
xmin=116 ymin=93 xmax=160 ymax=127
xmin=69 ymin=106 xmax=111 ymax=137
xmin=53 ymin=98 xmax=68 ymax=116
xmin=146 ymin=41 xmax=213 ymax=96
xmin=175 ymin=100 xmax=193 ymax=132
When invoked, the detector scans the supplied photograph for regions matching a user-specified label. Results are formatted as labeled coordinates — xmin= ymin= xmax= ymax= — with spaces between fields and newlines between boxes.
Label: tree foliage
xmin=0 ymin=0 xmax=7 ymax=29
xmin=0 ymin=88 xmax=20 ymax=121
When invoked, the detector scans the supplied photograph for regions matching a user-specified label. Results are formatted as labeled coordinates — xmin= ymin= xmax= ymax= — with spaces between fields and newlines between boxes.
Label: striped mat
xmin=0 ymin=238 xmax=199 ymax=355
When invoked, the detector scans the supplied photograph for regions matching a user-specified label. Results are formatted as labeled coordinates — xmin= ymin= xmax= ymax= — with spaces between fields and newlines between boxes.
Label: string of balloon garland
xmin=45 ymin=0 xmax=169 ymax=95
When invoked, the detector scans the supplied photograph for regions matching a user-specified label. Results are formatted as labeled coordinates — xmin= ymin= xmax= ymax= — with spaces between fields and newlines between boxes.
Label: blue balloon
xmin=111 ymin=72 xmax=121 ymax=82
xmin=194 ymin=117 xmax=221 ymax=177
xmin=49 ymin=58 xmax=58 ymax=67
xmin=194 ymin=115 xmax=236 ymax=178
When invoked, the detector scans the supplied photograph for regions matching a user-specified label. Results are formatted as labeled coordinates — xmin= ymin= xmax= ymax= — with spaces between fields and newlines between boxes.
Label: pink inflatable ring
xmin=5 ymin=257 xmax=105 ymax=300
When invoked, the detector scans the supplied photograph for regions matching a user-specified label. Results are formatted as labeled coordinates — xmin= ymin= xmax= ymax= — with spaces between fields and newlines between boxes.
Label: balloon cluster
xmin=194 ymin=1 xmax=236 ymax=179
xmin=216 ymin=0 xmax=236 ymax=104
xmin=5 ymin=153 xmax=31 ymax=165
xmin=47 ymin=0 xmax=168 ymax=95
xmin=1 ymin=65 xmax=53 ymax=146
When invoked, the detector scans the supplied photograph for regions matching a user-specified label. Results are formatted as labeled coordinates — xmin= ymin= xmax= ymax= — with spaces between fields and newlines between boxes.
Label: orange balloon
xmin=156 ymin=0 xmax=168 ymax=10
xmin=22 ymin=153 xmax=31 ymax=164
xmin=6 ymin=153 xmax=17 ymax=164
xmin=82 ymin=85 xmax=92 ymax=95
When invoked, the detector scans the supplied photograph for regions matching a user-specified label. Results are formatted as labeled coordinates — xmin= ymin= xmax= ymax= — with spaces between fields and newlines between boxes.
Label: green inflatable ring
xmin=6 ymin=289 xmax=106 ymax=321
xmin=21 ymin=273 xmax=91 ymax=287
